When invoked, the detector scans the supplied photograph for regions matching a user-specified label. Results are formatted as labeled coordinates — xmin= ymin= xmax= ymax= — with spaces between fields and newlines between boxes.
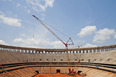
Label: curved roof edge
xmin=0 ymin=44 xmax=116 ymax=51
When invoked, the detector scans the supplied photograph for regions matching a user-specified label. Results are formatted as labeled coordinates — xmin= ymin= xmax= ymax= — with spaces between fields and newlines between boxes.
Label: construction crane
xmin=32 ymin=15 xmax=80 ymax=75
xmin=32 ymin=15 xmax=74 ymax=49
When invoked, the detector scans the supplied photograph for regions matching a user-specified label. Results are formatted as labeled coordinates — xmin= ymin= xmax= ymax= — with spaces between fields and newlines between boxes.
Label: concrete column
xmin=74 ymin=51 xmax=76 ymax=53
xmin=78 ymin=50 xmax=81 ymax=53
xmin=27 ymin=50 xmax=29 ymax=53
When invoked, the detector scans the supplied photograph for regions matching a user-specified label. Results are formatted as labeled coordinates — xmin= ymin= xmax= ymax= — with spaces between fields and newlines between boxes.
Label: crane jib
xmin=32 ymin=15 xmax=74 ymax=48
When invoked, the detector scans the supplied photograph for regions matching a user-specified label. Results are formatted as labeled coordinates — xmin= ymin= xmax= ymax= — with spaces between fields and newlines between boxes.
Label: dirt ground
xmin=34 ymin=73 xmax=82 ymax=77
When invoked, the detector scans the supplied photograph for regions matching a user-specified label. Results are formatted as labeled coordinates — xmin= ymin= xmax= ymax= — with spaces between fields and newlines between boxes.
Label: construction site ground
xmin=34 ymin=73 xmax=82 ymax=77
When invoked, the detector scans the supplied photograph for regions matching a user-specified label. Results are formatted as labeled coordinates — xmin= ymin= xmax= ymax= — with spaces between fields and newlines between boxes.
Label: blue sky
xmin=0 ymin=0 xmax=116 ymax=48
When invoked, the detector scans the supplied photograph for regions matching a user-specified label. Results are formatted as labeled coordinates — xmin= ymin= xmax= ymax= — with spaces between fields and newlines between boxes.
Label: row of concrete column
xmin=0 ymin=44 xmax=116 ymax=54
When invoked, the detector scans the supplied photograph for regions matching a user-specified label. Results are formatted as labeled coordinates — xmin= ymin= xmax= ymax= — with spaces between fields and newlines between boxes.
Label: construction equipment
xmin=32 ymin=15 xmax=74 ymax=48
xmin=32 ymin=15 xmax=80 ymax=75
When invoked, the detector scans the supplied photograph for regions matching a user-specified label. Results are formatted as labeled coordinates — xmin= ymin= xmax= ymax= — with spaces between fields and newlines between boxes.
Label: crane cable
xmin=42 ymin=20 xmax=69 ymax=38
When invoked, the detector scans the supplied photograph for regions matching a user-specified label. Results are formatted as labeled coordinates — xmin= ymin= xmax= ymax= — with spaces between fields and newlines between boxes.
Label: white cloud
xmin=13 ymin=37 xmax=64 ymax=48
xmin=84 ymin=43 xmax=97 ymax=48
xmin=0 ymin=12 xmax=22 ymax=27
xmin=77 ymin=26 xmax=97 ymax=37
xmin=93 ymin=28 xmax=115 ymax=43
xmin=0 ymin=40 xmax=8 ymax=45
xmin=13 ymin=38 xmax=24 ymax=43
xmin=51 ymin=41 xmax=64 ymax=48
xmin=26 ymin=0 xmax=54 ymax=11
